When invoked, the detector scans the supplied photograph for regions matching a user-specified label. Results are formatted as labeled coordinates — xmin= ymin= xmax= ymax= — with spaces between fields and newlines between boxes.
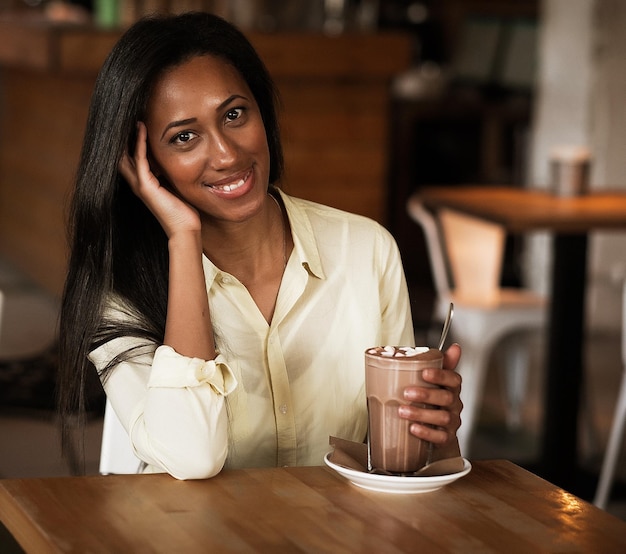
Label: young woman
xmin=58 ymin=12 xmax=462 ymax=479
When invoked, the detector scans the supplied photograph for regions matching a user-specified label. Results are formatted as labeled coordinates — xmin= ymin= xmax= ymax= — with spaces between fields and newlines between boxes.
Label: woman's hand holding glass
xmin=398 ymin=343 xmax=463 ymax=457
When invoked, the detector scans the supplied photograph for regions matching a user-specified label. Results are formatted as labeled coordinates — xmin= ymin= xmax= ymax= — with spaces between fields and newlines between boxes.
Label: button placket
xmin=266 ymin=331 xmax=297 ymax=467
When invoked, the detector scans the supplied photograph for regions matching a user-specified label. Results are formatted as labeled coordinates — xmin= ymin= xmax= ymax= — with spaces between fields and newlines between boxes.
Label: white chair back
xmin=439 ymin=208 xmax=506 ymax=305
xmin=407 ymin=194 xmax=546 ymax=455
xmin=406 ymin=200 xmax=452 ymax=300
xmin=99 ymin=399 xmax=144 ymax=475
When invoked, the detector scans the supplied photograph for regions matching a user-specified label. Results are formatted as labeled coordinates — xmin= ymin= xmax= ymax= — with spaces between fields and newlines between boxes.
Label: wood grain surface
xmin=1 ymin=460 xmax=625 ymax=553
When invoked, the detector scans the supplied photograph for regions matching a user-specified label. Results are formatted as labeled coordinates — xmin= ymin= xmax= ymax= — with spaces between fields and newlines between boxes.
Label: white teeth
xmin=211 ymin=175 xmax=247 ymax=191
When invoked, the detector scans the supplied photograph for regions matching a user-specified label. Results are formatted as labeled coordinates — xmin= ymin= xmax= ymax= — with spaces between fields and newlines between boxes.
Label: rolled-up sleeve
xmin=90 ymin=339 xmax=238 ymax=480
xmin=149 ymin=345 xmax=237 ymax=394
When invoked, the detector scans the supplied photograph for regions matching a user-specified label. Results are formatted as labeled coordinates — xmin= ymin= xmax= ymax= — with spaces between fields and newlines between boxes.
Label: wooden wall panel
xmin=0 ymin=69 xmax=93 ymax=294
xmin=278 ymin=80 xmax=390 ymax=219
xmin=0 ymin=22 xmax=412 ymax=296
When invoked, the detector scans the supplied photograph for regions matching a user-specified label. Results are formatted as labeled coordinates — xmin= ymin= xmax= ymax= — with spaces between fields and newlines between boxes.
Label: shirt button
xmin=279 ymin=404 xmax=288 ymax=415
xmin=221 ymin=276 xmax=232 ymax=284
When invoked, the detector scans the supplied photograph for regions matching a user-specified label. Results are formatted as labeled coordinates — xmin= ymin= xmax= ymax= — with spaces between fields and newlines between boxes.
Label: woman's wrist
xmin=168 ymin=229 xmax=203 ymax=254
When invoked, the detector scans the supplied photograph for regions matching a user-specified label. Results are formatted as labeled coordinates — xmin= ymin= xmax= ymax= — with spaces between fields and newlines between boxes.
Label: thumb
xmin=443 ymin=343 xmax=461 ymax=371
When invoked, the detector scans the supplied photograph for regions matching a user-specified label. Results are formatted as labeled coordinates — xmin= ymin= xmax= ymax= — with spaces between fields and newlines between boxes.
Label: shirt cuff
xmin=148 ymin=345 xmax=237 ymax=395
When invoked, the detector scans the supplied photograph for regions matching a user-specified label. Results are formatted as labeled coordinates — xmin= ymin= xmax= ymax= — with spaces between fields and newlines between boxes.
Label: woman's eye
xmin=225 ymin=108 xmax=244 ymax=122
xmin=171 ymin=131 xmax=196 ymax=145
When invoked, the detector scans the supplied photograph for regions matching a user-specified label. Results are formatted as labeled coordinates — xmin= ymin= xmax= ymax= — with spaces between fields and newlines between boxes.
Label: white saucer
xmin=323 ymin=453 xmax=472 ymax=494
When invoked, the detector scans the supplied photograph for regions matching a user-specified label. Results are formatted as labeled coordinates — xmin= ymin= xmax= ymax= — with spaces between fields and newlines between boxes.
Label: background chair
xmin=593 ymin=280 xmax=626 ymax=509
xmin=407 ymin=196 xmax=547 ymax=456
xmin=0 ymin=281 xmax=59 ymax=413
xmin=99 ymin=399 xmax=144 ymax=475
xmin=0 ymin=284 xmax=58 ymax=361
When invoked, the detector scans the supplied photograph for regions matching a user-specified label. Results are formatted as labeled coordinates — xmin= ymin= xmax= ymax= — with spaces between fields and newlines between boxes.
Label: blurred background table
xmin=418 ymin=185 xmax=626 ymax=493
xmin=2 ymin=460 xmax=626 ymax=553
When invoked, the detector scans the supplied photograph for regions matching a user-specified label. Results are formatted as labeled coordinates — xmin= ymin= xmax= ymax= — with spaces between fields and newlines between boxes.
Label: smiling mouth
xmin=207 ymin=170 xmax=252 ymax=192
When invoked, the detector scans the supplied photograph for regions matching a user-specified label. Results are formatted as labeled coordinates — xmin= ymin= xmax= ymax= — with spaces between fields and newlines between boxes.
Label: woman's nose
xmin=207 ymin=131 xmax=237 ymax=169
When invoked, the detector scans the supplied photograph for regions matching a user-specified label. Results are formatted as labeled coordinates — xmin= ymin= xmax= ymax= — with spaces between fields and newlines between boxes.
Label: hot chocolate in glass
xmin=365 ymin=346 xmax=443 ymax=474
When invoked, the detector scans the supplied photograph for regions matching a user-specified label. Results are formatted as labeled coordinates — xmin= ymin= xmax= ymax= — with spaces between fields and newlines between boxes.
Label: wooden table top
xmin=1 ymin=460 xmax=625 ymax=553
xmin=417 ymin=186 xmax=626 ymax=233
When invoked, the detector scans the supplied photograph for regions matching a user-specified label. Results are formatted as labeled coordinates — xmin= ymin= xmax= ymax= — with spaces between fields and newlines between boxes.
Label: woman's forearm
xmin=164 ymin=231 xmax=216 ymax=360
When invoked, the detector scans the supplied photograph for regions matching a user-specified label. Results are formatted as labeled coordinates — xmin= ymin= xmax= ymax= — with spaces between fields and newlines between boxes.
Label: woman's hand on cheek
xmin=398 ymin=343 xmax=463 ymax=449
xmin=118 ymin=121 xmax=201 ymax=239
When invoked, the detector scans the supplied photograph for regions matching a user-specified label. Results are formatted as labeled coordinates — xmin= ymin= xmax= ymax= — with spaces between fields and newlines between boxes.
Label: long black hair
xmin=57 ymin=12 xmax=283 ymax=462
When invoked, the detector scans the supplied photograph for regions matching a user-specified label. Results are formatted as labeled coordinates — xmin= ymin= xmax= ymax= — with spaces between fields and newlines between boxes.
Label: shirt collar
xmin=200 ymin=189 xmax=326 ymax=282
xmin=202 ymin=255 xmax=220 ymax=287
xmin=276 ymin=189 xmax=325 ymax=280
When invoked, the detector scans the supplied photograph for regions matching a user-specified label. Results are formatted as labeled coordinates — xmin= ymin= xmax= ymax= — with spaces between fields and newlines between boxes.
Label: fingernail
xmin=405 ymin=388 xmax=426 ymax=401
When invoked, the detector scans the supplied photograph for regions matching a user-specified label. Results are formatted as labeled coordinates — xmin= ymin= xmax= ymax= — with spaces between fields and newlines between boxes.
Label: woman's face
xmin=145 ymin=55 xmax=271 ymax=223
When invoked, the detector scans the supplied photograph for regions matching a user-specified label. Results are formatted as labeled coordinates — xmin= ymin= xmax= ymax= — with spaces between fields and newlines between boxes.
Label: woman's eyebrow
xmin=161 ymin=118 xmax=197 ymax=140
xmin=218 ymin=94 xmax=248 ymax=111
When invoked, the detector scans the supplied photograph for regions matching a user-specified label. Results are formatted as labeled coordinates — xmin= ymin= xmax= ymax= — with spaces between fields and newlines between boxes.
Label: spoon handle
xmin=438 ymin=302 xmax=454 ymax=351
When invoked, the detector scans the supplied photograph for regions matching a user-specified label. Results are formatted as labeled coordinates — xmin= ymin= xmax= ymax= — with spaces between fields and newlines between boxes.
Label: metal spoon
xmin=437 ymin=303 xmax=454 ymax=351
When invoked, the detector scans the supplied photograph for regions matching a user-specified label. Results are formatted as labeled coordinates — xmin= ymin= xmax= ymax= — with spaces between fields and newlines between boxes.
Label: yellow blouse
xmin=90 ymin=191 xmax=414 ymax=479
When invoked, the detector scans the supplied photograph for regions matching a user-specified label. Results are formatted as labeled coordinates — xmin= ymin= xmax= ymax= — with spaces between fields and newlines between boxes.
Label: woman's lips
xmin=206 ymin=169 xmax=252 ymax=192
